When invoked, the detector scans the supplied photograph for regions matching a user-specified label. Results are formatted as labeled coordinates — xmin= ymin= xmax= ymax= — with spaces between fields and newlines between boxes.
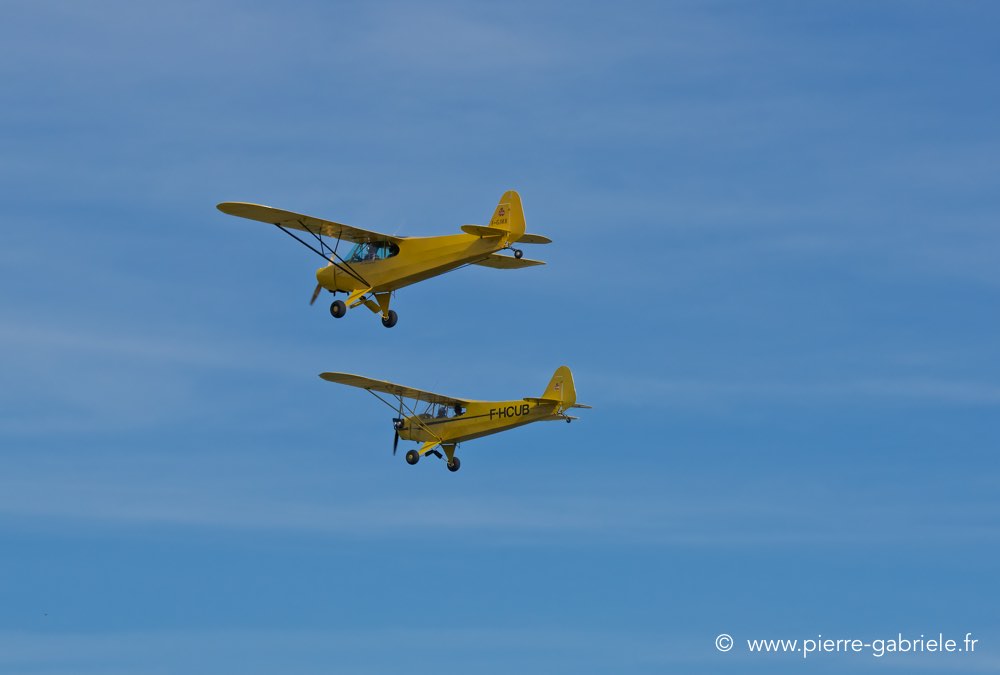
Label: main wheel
xmin=447 ymin=456 xmax=461 ymax=472
xmin=329 ymin=299 xmax=347 ymax=318
xmin=405 ymin=449 xmax=420 ymax=465
xmin=381 ymin=310 xmax=398 ymax=328
xmin=513 ymin=249 xmax=524 ymax=259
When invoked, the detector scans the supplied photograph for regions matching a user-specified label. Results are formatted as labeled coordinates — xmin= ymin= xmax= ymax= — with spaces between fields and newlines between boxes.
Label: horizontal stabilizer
xmin=472 ymin=254 xmax=545 ymax=270
xmin=523 ymin=397 xmax=560 ymax=405
xmin=517 ymin=233 xmax=552 ymax=245
xmin=525 ymin=399 xmax=590 ymax=409
xmin=461 ymin=224 xmax=506 ymax=238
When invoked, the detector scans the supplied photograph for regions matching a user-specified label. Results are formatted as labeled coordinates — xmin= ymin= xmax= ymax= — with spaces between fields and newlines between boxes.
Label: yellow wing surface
xmin=220 ymin=194 xmax=549 ymax=247
xmin=217 ymin=202 xmax=401 ymax=244
xmin=319 ymin=372 xmax=470 ymax=406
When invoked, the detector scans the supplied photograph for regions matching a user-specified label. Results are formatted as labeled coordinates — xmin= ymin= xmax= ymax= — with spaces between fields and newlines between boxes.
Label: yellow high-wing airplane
xmin=319 ymin=366 xmax=591 ymax=472
xmin=217 ymin=190 xmax=549 ymax=327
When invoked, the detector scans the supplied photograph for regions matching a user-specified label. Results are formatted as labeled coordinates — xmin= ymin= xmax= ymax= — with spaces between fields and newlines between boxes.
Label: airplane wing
xmin=218 ymin=202 xmax=402 ymax=244
xmin=471 ymin=254 xmax=545 ymax=269
xmin=319 ymin=372 xmax=470 ymax=406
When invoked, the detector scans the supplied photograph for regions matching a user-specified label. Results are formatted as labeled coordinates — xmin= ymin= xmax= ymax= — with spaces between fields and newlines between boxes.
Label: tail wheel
xmin=381 ymin=310 xmax=398 ymax=328
xmin=447 ymin=456 xmax=461 ymax=472
xmin=405 ymin=449 xmax=420 ymax=465
xmin=513 ymin=249 xmax=524 ymax=259
xmin=329 ymin=299 xmax=347 ymax=318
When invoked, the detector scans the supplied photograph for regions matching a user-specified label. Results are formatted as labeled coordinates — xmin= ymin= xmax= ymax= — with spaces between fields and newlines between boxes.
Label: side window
xmin=374 ymin=242 xmax=400 ymax=260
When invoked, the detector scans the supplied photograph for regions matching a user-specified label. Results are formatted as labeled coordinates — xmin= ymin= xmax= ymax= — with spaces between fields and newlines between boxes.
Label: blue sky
xmin=1 ymin=1 xmax=998 ymax=673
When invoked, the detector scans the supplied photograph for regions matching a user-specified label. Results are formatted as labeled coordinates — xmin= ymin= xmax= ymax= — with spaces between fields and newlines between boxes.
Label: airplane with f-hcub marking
xmin=319 ymin=366 xmax=591 ymax=472
xmin=216 ymin=190 xmax=548 ymax=327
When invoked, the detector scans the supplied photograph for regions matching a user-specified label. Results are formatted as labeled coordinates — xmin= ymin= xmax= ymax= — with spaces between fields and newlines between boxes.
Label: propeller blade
xmin=393 ymin=431 xmax=399 ymax=455
xmin=311 ymin=259 xmax=336 ymax=306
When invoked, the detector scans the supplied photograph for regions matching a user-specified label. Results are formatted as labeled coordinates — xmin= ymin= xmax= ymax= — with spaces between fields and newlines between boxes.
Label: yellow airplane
xmin=319 ymin=366 xmax=591 ymax=472
xmin=216 ymin=190 xmax=549 ymax=327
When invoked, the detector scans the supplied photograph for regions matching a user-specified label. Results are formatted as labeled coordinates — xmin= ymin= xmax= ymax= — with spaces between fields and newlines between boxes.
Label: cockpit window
xmin=346 ymin=241 xmax=399 ymax=263
xmin=421 ymin=402 xmax=465 ymax=419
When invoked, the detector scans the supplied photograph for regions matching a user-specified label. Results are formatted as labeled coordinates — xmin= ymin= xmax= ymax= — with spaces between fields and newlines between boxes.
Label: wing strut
xmin=364 ymin=389 xmax=442 ymax=444
xmin=272 ymin=221 xmax=371 ymax=288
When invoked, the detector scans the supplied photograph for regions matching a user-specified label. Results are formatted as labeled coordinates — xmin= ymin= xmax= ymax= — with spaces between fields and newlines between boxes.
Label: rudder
xmin=488 ymin=190 xmax=526 ymax=241
xmin=541 ymin=366 xmax=577 ymax=407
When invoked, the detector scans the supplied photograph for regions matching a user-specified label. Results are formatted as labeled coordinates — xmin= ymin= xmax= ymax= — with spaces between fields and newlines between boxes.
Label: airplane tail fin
xmin=540 ymin=365 xmax=577 ymax=408
xmin=488 ymin=190 xmax=526 ymax=241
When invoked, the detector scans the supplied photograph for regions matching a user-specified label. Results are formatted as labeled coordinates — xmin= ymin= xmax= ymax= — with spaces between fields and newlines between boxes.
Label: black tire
xmin=405 ymin=449 xmax=420 ymax=465
xmin=381 ymin=310 xmax=398 ymax=328
xmin=513 ymin=249 xmax=524 ymax=259
xmin=329 ymin=299 xmax=347 ymax=318
xmin=447 ymin=456 xmax=461 ymax=472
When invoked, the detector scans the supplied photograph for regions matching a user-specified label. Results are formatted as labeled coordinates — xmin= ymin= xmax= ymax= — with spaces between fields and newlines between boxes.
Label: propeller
xmin=310 ymin=258 xmax=336 ymax=305
xmin=392 ymin=418 xmax=404 ymax=455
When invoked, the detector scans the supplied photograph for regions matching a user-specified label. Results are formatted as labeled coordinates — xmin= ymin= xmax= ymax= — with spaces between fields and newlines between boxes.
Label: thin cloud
xmin=0 ymin=627 xmax=715 ymax=674
xmin=0 ymin=453 xmax=995 ymax=547
xmin=590 ymin=372 xmax=1000 ymax=410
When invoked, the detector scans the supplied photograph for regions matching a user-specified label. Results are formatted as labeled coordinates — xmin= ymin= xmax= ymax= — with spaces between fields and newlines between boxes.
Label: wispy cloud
xmin=590 ymin=371 xmax=1000 ymax=411
xmin=3 ymin=626 xmax=998 ymax=675
xmin=0 ymin=626 xmax=716 ymax=675
xmin=0 ymin=448 xmax=995 ymax=547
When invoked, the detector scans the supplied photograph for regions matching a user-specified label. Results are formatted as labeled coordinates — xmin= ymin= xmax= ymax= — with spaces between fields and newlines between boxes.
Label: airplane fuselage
xmin=398 ymin=398 xmax=562 ymax=445
xmin=316 ymin=233 xmax=507 ymax=293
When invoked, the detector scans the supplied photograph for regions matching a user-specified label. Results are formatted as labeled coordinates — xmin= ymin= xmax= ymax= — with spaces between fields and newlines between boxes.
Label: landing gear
xmin=513 ymin=248 xmax=524 ymax=259
xmin=329 ymin=299 xmax=347 ymax=318
xmin=447 ymin=456 xmax=461 ymax=472
xmin=381 ymin=310 xmax=398 ymax=328
xmin=405 ymin=449 xmax=420 ymax=465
